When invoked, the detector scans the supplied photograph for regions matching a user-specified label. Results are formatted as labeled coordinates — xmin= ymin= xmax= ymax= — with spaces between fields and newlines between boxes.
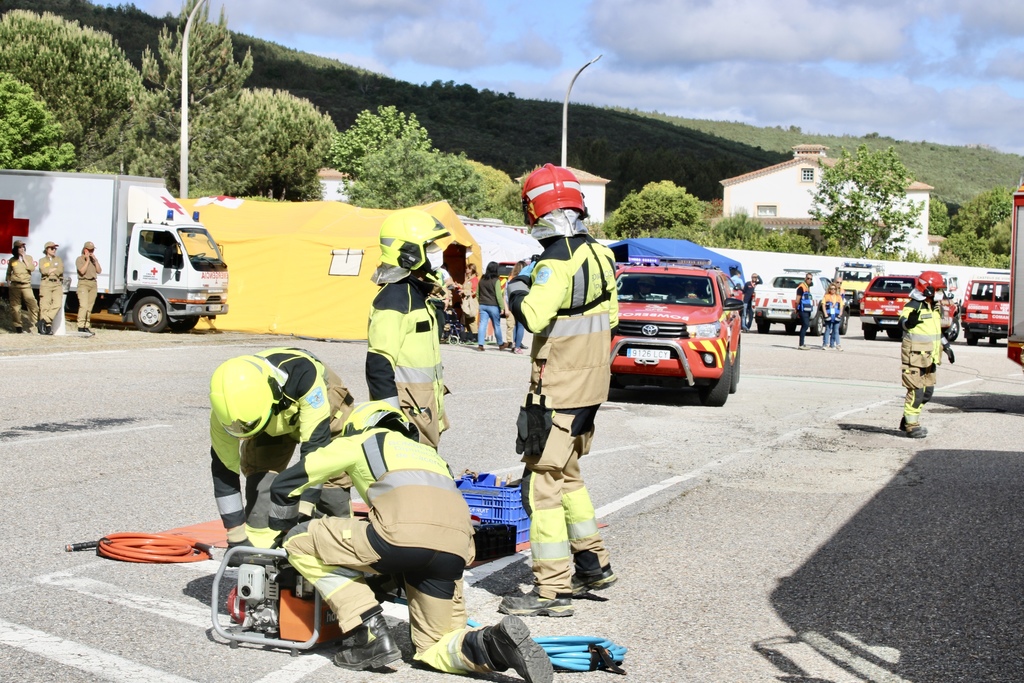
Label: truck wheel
xmin=990 ymin=336 xmax=999 ymax=345
xmin=886 ymin=328 xmax=901 ymax=340
xmin=168 ymin=317 xmax=199 ymax=333
xmin=698 ymin=358 xmax=731 ymax=407
xmin=756 ymin=319 xmax=770 ymax=334
xmin=863 ymin=325 xmax=877 ymax=341
xmin=966 ymin=333 xmax=978 ymax=346
xmin=839 ymin=312 xmax=849 ymax=336
xmin=809 ymin=312 xmax=822 ymax=337
xmin=729 ymin=344 xmax=740 ymax=394
xmin=784 ymin=323 xmax=797 ymax=335
xmin=132 ymin=296 xmax=169 ymax=333
xmin=944 ymin=319 xmax=960 ymax=342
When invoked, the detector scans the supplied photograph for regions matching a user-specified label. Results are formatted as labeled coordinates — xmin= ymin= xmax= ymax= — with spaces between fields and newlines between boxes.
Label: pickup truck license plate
xmin=208 ymin=305 xmax=223 ymax=313
xmin=627 ymin=348 xmax=670 ymax=361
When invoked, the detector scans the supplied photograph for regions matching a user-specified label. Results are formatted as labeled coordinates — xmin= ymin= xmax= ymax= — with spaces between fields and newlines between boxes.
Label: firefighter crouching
xmin=899 ymin=271 xmax=955 ymax=438
xmin=269 ymin=401 xmax=552 ymax=683
xmin=367 ymin=209 xmax=451 ymax=448
xmin=499 ymin=164 xmax=619 ymax=618
xmin=208 ymin=348 xmax=355 ymax=550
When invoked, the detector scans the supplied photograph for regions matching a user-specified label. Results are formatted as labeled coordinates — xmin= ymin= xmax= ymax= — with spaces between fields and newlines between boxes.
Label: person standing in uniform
xmin=5 ymin=240 xmax=38 ymax=333
xmin=208 ymin=348 xmax=356 ymax=550
xmin=741 ymin=273 xmax=759 ymax=331
xmin=37 ymin=241 xmax=64 ymax=335
xmin=499 ymin=164 xmax=618 ymax=618
xmin=270 ymin=401 xmax=552 ymax=682
xmin=75 ymin=241 xmax=101 ymax=336
xmin=795 ymin=272 xmax=815 ymax=350
xmin=898 ymin=271 xmax=954 ymax=438
xmin=366 ymin=209 xmax=452 ymax=449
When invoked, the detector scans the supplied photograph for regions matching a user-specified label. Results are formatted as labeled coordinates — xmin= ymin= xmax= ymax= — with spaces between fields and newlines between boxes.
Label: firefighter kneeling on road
xmin=268 ymin=401 xmax=552 ymax=683
xmin=499 ymin=164 xmax=618 ymax=618
xmin=209 ymin=348 xmax=355 ymax=551
xmin=899 ymin=271 xmax=955 ymax=438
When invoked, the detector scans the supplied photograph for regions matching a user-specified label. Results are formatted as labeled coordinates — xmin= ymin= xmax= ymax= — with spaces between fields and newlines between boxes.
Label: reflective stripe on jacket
xmin=269 ymin=427 xmax=473 ymax=561
xmin=516 ymin=235 xmax=618 ymax=409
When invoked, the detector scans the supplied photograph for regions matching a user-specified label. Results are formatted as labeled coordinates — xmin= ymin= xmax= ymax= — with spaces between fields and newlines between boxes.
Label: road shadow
xmin=763 ymin=448 xmax=1024 ymax=682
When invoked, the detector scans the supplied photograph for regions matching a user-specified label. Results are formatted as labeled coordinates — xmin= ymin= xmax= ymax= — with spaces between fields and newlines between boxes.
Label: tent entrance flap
xmin=330 ymin=249 xmax=363 ymax=276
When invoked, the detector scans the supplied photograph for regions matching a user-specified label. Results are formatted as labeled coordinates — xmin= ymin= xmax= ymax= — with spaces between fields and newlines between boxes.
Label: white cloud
xmin=587 ymin=0 xmax=911 ymax=66
xmin=375 ymin=18 xmax=560 ymax=69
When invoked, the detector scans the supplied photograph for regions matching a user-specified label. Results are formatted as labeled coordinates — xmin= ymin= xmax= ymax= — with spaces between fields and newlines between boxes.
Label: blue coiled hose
xmin=467 ymin=620 xmax=626 ymax=672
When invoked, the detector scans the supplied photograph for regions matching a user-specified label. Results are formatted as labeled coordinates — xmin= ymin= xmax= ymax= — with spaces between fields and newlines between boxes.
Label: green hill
xmin=6 ymin=0 xmax=1022 ymax=211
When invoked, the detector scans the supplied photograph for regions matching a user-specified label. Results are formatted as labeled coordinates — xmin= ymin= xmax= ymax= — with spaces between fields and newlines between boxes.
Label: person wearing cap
xmin=37 ymin=241 xmax=64 ymax=335
xmin=5 ymin=240 xmax=38 ymax=333
xmin=75 ymin=241 xmax=101 ymax=336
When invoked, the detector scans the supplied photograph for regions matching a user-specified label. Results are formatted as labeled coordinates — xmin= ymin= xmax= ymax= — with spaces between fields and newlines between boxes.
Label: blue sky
xmin=96 ymin=0 xmax=1024 ymax=155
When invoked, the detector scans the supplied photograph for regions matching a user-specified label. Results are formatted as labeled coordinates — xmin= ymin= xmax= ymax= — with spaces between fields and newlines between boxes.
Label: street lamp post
xmin=180 ymin=0 xmax=209 ymax=199
xmin=561 ymin=54 xmax=601 ymax=168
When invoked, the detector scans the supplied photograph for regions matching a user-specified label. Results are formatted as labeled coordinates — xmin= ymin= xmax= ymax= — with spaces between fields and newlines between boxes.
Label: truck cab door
xmin=127 ymin=227 xmax=180 ymax=288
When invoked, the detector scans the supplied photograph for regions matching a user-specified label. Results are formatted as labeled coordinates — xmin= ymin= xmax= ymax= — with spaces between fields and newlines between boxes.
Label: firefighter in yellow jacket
xmin=271 ymin=401 xmax=552 ymax=682
xmin=499 ymin=164 xmax=618 ymax=618
xmin=366 ymin=209 xmax=452 ymax=448
xmin=898 ymin=271 xmax=954 ymax=438
xmin=208 ymin=348 xmax=355 ymax=550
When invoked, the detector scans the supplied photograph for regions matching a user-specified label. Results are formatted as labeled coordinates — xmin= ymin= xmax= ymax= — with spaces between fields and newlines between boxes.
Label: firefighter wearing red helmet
xmin=499 ymin=164 xmax=618 ymax=617
xmin=898 ymin=270 xmax=955 ymax=438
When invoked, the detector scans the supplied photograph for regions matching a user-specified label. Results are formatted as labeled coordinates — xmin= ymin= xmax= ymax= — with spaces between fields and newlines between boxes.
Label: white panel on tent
xmin=465 ymin=224 xmax=542 ymax=265
xmin=329 ymin=249 xmax=364 ymax=276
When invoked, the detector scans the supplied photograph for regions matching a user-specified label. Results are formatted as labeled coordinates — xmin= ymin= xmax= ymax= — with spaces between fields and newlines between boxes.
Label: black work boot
xmin=482 ymin=616 xmax=553 ymax=683
xmin=905 ymin=423 xmax=927 ymax=439
xmin=898 ymin=416 xmax=907 ymax=432
xmin=332 ymin=613 xmax=401 ymax=670
xmin=498 ymin=589 xmax=573 ymax=617
xmin=45 ymin=323 xmax=52 ymax=335
xmin=14 ymin=327 xmax=22 ymax=334
xmin=37 ymin=320 xmax=45 ymax=334
xmin=571 ymin=565 xmax=617 ymax=597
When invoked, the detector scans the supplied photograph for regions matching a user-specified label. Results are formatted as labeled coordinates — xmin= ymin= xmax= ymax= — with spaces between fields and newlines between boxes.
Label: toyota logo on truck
xmin=642 ymin=324 xmax=659 ymax=336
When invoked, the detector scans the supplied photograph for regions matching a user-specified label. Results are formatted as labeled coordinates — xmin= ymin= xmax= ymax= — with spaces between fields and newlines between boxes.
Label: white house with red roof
xmin=720 ymin=144 xmax=934 ymax=256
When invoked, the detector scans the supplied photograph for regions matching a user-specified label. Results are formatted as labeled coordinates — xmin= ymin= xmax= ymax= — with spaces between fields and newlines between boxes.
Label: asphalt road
xmin=2 ymin=318 xmax=1023 ymax=683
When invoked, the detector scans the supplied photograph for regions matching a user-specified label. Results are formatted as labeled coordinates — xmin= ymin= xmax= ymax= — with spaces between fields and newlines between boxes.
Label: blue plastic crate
xmin=458 ymin=473 xmax=530 ymax=544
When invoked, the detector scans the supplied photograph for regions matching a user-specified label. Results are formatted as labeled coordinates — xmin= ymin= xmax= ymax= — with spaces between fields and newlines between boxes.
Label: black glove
xmin=944 ymin=343 xmax=955 ymax=364
xmin=905 ymin=309 xmax=921 ymax=329
xmin=515 ymin=396 xmax=553 ymax=456
xmin=227 ymin=536 xmax=251 ymax=550
xmin=271 ymin=529 xmax=289 ymax=550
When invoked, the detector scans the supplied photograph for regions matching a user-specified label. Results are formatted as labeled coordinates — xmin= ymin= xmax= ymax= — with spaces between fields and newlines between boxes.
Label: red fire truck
xmin=1009 ymin=184 xmax=1024 ymax=368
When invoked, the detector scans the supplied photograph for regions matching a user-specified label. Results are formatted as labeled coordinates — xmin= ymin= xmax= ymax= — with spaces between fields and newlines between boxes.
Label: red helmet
xmin=915 ymin=271 xmax=946 ymax=298
xmin=521 ymin=164 xmax=587 ymax=227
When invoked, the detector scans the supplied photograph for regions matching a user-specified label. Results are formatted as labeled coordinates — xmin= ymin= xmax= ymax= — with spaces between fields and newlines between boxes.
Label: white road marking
xmin=0 ymin=350 xmax=128 ymax=361
xmin=34 ymin=573 xmax=226 ymax=630
xmin=249 ymin=654 xmax=332 ymax=683
xmin=0 ymin=617 xmax=197 ymax=683
xmin=830 ymin=399 xmax=894 ymax=420
xmin=1 ymin=423 xmax=171 ymax=445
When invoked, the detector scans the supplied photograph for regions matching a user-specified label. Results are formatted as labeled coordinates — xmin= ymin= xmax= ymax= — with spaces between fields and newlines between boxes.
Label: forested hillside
xmin=6 ymin=0 xmax=1022 ymax=211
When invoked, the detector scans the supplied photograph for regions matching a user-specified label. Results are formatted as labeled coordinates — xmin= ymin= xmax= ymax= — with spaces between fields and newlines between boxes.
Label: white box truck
xmin=0 ymin=170 xmax=228 ymax=332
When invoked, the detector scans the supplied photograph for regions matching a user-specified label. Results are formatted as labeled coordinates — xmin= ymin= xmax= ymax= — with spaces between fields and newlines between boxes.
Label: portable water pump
xmin=211 ymin=547 xmax=343 ymax=655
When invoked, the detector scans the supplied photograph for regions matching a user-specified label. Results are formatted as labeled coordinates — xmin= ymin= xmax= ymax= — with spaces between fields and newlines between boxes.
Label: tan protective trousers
xmin=521 ymin=407 xmax=610 ymax=598
xmin=39 ymin=281 xmax=62 ymax=325
xmin=77 ymin=280 xmax=97 ymax=329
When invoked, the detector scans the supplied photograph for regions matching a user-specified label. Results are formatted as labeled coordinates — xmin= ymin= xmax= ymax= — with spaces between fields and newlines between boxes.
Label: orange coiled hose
xmin=94 ymin=533 xmax=213 ymax=563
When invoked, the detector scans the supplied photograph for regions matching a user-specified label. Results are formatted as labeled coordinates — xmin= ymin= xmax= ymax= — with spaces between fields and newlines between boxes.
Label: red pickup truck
xmin=961 ymin=275 xmax=1011 ymax=345
xmin=861 ymin=274 xmax=958 ymax=341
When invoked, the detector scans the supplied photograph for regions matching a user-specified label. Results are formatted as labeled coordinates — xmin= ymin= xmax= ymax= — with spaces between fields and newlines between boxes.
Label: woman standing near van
xmin=821 ymin=283 xmax=844 ymax=350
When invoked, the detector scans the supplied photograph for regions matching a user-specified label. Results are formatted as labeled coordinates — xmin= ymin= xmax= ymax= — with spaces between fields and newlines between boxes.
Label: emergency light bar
xmin=625 ymin=257 xmax=714 ymax=267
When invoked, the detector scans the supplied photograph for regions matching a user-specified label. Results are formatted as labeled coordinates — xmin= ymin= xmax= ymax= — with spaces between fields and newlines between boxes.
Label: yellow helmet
xmin=210 ymin=356 xmax=283 ymax=438
xmin=342 ymin=400 xmax=417 ymax=439
xmin=379 ymin=209 xmax=451 ymax=271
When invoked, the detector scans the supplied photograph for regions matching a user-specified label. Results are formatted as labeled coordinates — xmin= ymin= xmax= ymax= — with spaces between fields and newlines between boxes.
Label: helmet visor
xmin=222 ymin=411 xmax=269 ymax=438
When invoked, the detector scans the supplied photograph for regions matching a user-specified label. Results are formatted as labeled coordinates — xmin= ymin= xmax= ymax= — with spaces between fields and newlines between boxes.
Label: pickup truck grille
xmin=618 ymin=320 xmax=689 ymax=339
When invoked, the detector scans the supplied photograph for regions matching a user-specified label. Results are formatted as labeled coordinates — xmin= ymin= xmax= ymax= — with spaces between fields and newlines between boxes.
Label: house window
xmin=801 ymin=168 xmax=814 ymax=182
xmin=756 ymin=205 xmax=777 ymax=217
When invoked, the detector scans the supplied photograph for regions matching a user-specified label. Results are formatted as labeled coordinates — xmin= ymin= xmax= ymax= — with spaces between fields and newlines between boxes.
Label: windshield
xmin=616 ymin=273 xmax=715 ymax=305
xmin=868 ymin=277 xmax=915 ymax=294
xmin=773 ymin=276 xmax=807 ymax=289
xmin=836 ymin=269 xmax=875 ymax=282
xmin=970 ymin=281 xmax=1010 ymax=303
xmin=176 ymin=226 xmax=223 ymax=263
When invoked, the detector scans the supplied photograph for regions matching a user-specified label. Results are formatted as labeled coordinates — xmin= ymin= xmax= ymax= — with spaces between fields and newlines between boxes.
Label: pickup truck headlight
xmin=691 ymin=322 xmax=721 ymax=338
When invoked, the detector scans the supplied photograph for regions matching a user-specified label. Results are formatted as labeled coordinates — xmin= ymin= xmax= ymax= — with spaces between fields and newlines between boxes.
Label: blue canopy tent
xmin=607 ymin=238 xmax=744 ymax=280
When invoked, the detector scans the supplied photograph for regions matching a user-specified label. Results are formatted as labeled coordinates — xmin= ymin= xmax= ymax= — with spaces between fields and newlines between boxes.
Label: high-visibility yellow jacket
xmin=366 ymin=277 xmax=447 ymax=447
xmin=269 ymin=426 xmax=473 ymax=561
xmin=899 ymin=299 xmax=943 ymax=368
xmin=511 ymin=235 xmax=618 ymax=409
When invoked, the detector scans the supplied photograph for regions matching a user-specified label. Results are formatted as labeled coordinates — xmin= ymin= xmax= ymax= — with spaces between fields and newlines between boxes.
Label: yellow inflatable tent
xmin=178 ymin=198 xmax=480 ymax=340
